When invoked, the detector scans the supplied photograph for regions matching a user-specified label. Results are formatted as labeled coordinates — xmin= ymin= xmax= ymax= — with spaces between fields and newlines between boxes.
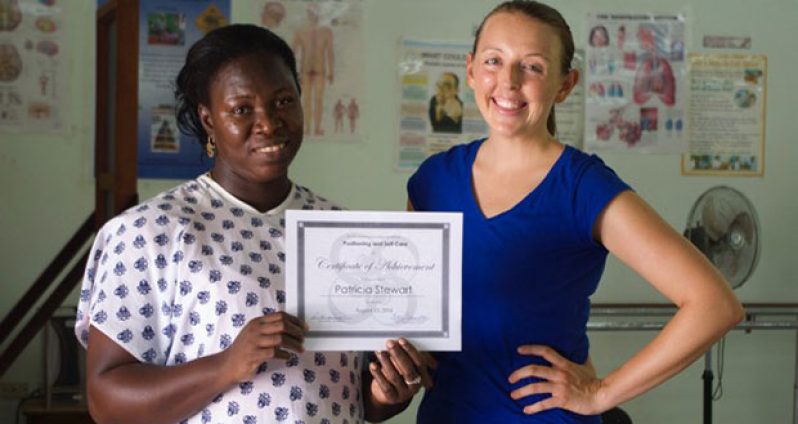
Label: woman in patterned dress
xmin=76 ymin=24 xmax=426 ymax=424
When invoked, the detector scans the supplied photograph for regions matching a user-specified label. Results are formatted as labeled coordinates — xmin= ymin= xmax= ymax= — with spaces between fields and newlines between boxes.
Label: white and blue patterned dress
xmin=75 ymin=175 xmax=364 ymax=424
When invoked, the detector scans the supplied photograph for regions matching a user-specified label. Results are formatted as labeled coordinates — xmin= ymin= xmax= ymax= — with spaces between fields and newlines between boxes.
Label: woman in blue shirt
xmin=408 ymin=1 xmax=743 ymax=422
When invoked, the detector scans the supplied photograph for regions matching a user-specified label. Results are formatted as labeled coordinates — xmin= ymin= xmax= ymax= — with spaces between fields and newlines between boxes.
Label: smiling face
xmin=199 ymin=52 xmax=303 ymax=187
xmin=467 ymin=12 xmax=576 ymax=140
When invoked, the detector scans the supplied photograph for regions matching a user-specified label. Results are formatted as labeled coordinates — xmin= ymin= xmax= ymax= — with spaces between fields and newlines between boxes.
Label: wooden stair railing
xmin=0 ymin=212 xmax=96 ymax=376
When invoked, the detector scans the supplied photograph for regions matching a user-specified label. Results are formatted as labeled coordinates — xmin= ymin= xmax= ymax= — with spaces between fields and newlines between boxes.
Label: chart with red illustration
xmin=584 ymin=13 xmax=688 ymax=153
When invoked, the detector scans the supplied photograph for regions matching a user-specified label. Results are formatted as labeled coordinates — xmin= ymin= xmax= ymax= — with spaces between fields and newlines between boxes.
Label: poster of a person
xmin=429 ymin=72 xmax=464 ymax=134
xmin=251 ymin=0 xmax=364 ymax=143
xmin=396 ymin=38 xmax=487 ymax=171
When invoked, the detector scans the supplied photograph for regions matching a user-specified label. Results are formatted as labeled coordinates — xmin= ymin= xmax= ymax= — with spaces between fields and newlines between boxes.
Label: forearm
xmin=88 ymin=353 xmax=234 ymax=424
xmin=598 ymin=296 xmax=743 ymax=409
xmin=594 ymin=191 xmax=745 ymax=410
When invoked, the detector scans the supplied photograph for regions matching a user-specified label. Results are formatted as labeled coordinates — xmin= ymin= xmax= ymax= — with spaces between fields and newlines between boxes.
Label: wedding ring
xmin=404 ymin=375 xmax=422 ymax=386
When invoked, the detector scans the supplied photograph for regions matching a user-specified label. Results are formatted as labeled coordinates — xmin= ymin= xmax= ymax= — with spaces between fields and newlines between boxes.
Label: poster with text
xmin=0 ymin=0 xmax=66 ymax=132
xmin=584 ymin=13 xmax=688 ymax=153
xmin=682 ymin=53 xmax=766 ymax=176
xmin=137 ymin=0 xmax=229 ymax=179
xmin=248 ymin=0 xmax=364 ymax=144
xmin=396 ymin=38 xmax=487 ymax=171
xmin=555 ymin=49 xmax=585 ymax=148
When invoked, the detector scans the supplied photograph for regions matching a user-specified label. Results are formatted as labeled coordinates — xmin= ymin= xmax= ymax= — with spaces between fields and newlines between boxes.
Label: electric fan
xmin=684 ymin=185 xmax=761 ymax=424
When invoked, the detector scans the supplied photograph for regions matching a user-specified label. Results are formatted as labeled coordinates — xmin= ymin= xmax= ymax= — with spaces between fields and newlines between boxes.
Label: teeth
xmin=256 ymin=142 xmax=287 ymax=153
xmin=494 ymin=98 xmax=525 ymax=109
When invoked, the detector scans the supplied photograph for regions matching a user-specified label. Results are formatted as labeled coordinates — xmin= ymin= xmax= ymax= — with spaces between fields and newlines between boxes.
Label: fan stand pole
xmin=703 ymin=349 xmax=713 ymax=424
xmin=793 ymin=331 xmax=798 ymax=424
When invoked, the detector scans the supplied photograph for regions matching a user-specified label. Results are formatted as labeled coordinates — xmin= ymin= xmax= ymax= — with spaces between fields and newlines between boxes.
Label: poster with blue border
xmin=137 ymin=0 xmax=230 ymax=179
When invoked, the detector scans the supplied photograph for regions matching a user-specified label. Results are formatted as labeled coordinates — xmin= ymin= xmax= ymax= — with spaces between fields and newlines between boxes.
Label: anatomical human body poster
xmin=682 ymin=53 xmax=766 ymax=176
xmin=0 ymin=0 xmax=66 ymax=132
xmin=584 ymin=13 xmax=688 ymax=153
xmin=245 ymin=0 xmax=364 ymax=144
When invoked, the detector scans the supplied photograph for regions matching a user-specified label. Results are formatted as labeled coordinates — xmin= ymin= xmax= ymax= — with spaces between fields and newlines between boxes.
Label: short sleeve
xmin=572 ymin=155 xmax=632 ymax=244
xmin=75 ymin=211 xmax=179 ymax=365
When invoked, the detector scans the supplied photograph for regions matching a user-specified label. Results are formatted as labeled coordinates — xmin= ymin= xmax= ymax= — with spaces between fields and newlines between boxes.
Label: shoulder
xmin=414 ymin=138 xmax=481 ymax=179
xmin=556 ymin=147 xmax=632 ymax=241
xmin=97 ymin=178 xmax=206 ymax=243
xmin=558 ymin=146 xmax=625 ymax=187
xmin=407 ymin=139 xmax=481 ymax=209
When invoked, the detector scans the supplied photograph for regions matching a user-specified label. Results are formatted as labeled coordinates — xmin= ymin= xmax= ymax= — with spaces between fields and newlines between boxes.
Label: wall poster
xmin=246 ymin=0 xmax=365 ymax=144
xmin=137 ymin=0 xmax=230 ymax=179
xmin=682 ymin=53 xmax=766 ymax=176
xmin=584 ymin=13 xmax=688 ymax=153
xmin=396 ymin=38 xmax=486 ymax=171
xmin=0 ymin=0 xmax=67 ymax=132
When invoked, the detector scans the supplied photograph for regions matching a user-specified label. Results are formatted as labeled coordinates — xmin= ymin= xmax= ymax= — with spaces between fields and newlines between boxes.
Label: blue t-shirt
xmin=407 ymin=139 xmax=631 ymax=423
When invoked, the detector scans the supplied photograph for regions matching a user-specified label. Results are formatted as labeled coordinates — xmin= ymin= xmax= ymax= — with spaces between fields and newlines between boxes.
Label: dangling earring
xmin=206 ymin=135 xmax=216 ymax=158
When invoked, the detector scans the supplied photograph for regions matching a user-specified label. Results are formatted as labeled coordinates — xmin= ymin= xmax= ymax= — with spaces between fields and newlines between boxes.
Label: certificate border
xmin=297 ymin=221 xmax=450 ymax=338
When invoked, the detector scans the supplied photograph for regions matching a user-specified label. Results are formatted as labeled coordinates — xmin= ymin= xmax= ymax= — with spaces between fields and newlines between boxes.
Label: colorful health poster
xmin=0 ymin=0 xmax=67 ymax=132
xmin=584 ymin=13 xmax=688 ymax=153
xmin=396 ymin=38 xmax=486 ymax=171
xmin=137 ymin=0 xmax=230 ymax=179
xmin=682 ymin=53 xmax=766 ymax=176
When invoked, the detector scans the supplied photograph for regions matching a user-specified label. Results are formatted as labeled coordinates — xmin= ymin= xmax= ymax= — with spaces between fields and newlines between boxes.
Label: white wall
xmin=2 ymin=1 xmax=796 ymax=423
xmin=0 ymin=0 xmax=96 ymax=422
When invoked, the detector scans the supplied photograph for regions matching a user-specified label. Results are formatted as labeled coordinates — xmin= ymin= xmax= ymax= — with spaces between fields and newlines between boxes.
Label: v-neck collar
xmin=465 ymin=139 xmax=571 ymax=222
xmin=199 ymin=174 xmax=297 ymax=217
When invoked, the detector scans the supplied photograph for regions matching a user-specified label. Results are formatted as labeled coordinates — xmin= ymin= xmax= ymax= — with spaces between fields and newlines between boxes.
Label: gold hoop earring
xmin=206 ymin=135 xmax=216 ymax=158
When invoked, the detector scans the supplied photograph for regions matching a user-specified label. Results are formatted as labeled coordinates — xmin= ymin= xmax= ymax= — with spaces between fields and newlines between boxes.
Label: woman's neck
xmin=209 ymin=169 xmax=292 ymax=213
xmin=481 ymin=131 xmax=563 ymax=171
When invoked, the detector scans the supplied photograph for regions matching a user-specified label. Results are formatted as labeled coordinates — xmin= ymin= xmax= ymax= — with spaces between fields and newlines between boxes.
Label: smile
xmin=255 ymin=141 xmax=289 ymax=153
xmin=492 ymin=97 xmax=528 ymax=111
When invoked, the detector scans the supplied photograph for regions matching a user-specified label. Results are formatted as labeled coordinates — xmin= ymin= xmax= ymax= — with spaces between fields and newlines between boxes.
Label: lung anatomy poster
xmin=584 ymin=13 xmax=688 ymax=153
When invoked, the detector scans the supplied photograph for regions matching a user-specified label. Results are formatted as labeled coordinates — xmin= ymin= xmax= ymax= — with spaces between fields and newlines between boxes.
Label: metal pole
xmin=703 ymin=349 xmax=713 ymax=424
xmin=586 ymin=305 xmax=798 ymax=423
xmin=793 ymin=330 xmax=798 ymax=424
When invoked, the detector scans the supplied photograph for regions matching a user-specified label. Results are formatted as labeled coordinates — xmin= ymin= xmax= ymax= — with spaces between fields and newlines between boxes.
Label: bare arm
xmin=86 ymin=312 xmax=306 ymax=423
xmin=86 ymin=326 xmax=232 ymax=424
xmin=510 ymin=191 xmax=743 ymax=415
xmin=593 ymin=191 xmax=743 ymax=408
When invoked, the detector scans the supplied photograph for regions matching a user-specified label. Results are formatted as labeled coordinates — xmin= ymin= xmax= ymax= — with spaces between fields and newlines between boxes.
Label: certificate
xmin=286 ymin=210 xmax=462 ymax=351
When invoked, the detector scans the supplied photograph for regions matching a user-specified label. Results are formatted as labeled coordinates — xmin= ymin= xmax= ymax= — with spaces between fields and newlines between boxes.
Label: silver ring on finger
xmin=404 ymin=375 xmax=422 ymax=386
